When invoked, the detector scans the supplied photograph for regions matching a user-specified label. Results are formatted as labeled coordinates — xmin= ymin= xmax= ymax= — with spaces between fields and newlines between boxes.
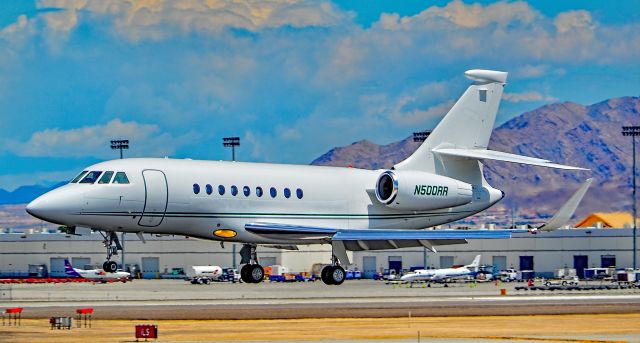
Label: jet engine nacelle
xmin=375 ymin=170 xmax=473 ymax=211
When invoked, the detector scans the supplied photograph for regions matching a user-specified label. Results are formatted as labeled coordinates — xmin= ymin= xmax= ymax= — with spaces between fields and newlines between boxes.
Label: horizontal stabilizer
xmin=537 ymin=178 xmax=593 ymax=232
xmin=433 ymin=148 xmax=588 ymax=171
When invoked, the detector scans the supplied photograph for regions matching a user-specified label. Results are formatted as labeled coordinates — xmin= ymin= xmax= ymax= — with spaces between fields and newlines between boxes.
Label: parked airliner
xmin=26 ymin=69 xmax=591 ymax=286
xmin=401 ymin=255 xmax=481 ymax=285
xmin=64 ymin=259 xmax=130 ymax=283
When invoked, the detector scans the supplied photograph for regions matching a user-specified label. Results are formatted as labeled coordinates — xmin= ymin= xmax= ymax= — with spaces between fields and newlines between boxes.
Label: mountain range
xmin=0 ymin=182 xmax=65 ymax=205
xmin=312 ymin=96 xmax=640 ymax=221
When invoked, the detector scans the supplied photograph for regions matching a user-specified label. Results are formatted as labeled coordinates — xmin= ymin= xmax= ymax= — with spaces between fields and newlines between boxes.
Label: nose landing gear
xmin=239 ymin=244 xmax=264 ymax=283
xmin=99 ymin=231 xmax=122 ymax=273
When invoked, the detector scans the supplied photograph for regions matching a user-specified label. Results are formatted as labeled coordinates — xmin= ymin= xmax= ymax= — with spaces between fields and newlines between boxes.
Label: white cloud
xmin=36 ymin=0 xmax=351 ymax=41
xmin=555 ymin=10 xmax=595 ymax=33
xmin=503 ymin=91 xmax=558 ymax=103
xmin=389 ymin=100 xmax=455 ymax=127
xmin=8 ymin=119 xmax=196 ymax=158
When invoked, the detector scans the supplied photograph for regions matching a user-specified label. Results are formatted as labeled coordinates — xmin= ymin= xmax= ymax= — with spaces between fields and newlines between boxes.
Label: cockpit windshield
xmin=70 ymin=171 xmax=88 ymax=183
xmin=112 ymin=172 xmax=130 ymax=184
xmin=79 ymin=171 xmax=103 ymax=184
xmin=98 ymin=171 xmax=114 ymax=184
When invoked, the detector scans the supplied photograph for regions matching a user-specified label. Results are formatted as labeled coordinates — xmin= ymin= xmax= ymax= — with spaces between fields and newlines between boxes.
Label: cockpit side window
xmin=112 ymin=172 xmax=130 ymax=184
xmin=79 ymin=171 xmax=103 ymax=184
xmin=98 ymin=171 xmax=114 ymax=184
xmin=70 ymin=171 xmax=88 ymax=183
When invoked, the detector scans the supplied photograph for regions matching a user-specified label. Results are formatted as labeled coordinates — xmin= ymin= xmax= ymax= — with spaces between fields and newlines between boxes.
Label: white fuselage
xmin=71 ymin=268 xmax=130 ymax=281
xmin=26 ymin=158 xmax=503 ymax=245
xmin=400 ymin=266 xmax=475 ymax=283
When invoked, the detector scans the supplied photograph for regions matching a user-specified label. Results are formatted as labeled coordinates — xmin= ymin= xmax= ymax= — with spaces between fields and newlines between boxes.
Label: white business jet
xmin=401 ymin=255 xmax=481 ymax=285
xmin=26 ymin=69 xmax=591 ymax=286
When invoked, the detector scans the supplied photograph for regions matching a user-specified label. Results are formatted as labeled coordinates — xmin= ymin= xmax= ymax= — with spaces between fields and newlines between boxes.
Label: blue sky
xmin=0 ymin=0 xmax=638 ymax=190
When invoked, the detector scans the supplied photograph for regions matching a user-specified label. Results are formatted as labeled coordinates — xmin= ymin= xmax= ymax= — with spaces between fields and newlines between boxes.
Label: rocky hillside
xmin=312 ymin=96 xmax=640 ymax=220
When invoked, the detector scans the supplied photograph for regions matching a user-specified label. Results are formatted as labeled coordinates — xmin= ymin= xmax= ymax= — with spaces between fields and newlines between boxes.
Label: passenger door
xmin=138 ymin=170 xmax=168 ymax=227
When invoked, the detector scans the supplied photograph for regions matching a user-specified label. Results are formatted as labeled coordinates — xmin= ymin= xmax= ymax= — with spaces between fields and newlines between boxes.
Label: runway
xmin=1 ymin=279 xmax=639 ymax=319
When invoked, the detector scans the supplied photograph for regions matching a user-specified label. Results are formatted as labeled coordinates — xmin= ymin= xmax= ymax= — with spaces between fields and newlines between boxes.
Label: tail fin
xmin=465 ymin=255 xmax=481 ymax=270
xmin=394 ymin=69 xmax=586 ymax=183
xmin=395 ymin=70 xmax=507 ymax=183
xmin=64 ymin=259 xmax=82 ymax=277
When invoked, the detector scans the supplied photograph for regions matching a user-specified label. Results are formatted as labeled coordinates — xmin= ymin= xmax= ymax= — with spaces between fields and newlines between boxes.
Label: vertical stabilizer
xmin=465 ymin=254 xmax=481 ymax=270
xmin=394 ymin=70 xmax=507 ymax=184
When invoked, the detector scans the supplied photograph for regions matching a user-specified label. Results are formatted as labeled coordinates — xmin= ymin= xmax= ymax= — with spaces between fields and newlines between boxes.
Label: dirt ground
xmin=2 ymin=314 xmax=640 ymax=343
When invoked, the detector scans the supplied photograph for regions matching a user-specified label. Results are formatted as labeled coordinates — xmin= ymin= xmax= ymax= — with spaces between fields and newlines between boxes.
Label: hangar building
xmin=0 ymin=228 xmax=635 ymax=279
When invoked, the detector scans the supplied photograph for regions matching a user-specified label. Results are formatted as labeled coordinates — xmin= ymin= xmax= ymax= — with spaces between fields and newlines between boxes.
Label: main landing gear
xmin=321 ymin=256 xmax=346 ymax=285
xmin=99 ymin=231 xmax=122 ymax=273
xmin=239 ymin=244 xmax=264 ymax=283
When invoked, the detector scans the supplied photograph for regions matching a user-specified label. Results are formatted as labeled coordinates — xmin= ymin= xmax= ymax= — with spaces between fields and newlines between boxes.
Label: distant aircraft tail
xmin=64 ymin=259 xmax=82 ymax=278
xmin=394 ymin=70 xmax=585 ymax=185
xmin=465 ymin=255 xmax=481 ymax=271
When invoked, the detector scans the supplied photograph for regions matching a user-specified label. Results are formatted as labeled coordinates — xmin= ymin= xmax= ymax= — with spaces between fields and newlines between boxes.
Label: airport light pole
xmin=223 ymin=137 xmax=240 ymax=161
xmin=223 ymin=137 xmax=240 ymax=268
xmin=110 ymin=139 xmax=129 ymax=159
xmin=622 ymin=126 xmax=639 ymax=270
xmin=110 ymin=139 xmax=129 ymax=270
xmin=413 ymin=131 xmax=431 ymax=267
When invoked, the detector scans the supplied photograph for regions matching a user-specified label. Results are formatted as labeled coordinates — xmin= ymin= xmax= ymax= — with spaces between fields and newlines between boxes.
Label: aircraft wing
xmin=245 ymin=222 xmax=518 ymax=251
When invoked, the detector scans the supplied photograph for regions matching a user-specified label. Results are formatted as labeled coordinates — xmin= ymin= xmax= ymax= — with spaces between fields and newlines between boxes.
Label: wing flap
xmin=246 ymin=222 xmax=516 ymax=251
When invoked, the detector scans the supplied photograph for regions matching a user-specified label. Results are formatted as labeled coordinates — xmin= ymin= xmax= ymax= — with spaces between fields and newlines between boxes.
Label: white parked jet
xmin=64 ymin=259 xmax=130 ymax=283
xmin=26 ymin=69 xmax=591 ymax=286
xmin=400 ymin=255 xmax=481 ymax=284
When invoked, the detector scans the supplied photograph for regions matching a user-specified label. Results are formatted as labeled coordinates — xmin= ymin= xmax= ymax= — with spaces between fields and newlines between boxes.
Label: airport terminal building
xmin=0 ymin=228 xmax=635 ymax=279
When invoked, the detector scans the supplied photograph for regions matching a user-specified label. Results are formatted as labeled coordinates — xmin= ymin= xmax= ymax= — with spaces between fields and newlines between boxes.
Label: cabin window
xmin=193 ymin=183 xmax=200 ymax=194
xmin=270 ymin=187 xmax=277 ymax=198
xmin=284 ymin=188 xmax=291 ymax=199
xmin=206 ymin=184 xmax=213 ymax=195
xmin=231 ymin=185 xmax=238 ymax=196
xmin=296 ymin=188 xmax=303 ymax=199
xmin=79 ymin=171 xmax=103 ymax=184
xmin=98 ymin=171 xmax=114 ymax=184
xmin=112 ymin=172 xmax=130 ymax=184
xmin=243 ymin=186 xmax=250 ymax=197
xmin=256 ymin=187 xmax=263 ymax=197
xmin=71 ymin=171 xmax=88 ymax=183
xmin=218 ymin=185 xmax=225 ymax=195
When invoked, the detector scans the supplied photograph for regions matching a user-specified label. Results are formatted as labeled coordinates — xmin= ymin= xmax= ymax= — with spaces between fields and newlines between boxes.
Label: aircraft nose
xmin=26 ymin=193 xmax=54 ymax=221
xmin=26 ymin=186 xmax=78 ymax=225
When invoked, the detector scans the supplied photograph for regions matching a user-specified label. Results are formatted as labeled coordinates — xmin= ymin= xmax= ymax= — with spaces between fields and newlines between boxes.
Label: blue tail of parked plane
xmin=64 ymin=259 xmax=82 ymax=278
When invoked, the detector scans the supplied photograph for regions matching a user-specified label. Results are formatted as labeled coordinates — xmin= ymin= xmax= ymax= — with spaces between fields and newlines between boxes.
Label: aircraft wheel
xmin=240 ymin=264 xmax=252 ymax=283
xmin=330 ymin=266 xmax=346 ymax=285
xmin=321 ymin=266 xmax=333 ymax=285
xmin=104 ymin=261 xmax=118 ymax=273
xmin=248 ymin=264 xmax=264 ymax=283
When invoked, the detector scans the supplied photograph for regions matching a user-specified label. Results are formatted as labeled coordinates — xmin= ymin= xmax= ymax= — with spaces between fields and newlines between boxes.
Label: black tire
xmin=240 ymin=264 xmax=252 ymax=283
xmin=321 ymin=266 xmax=333 ymax=285
xmin=248 ymin=264 xmax=264 ymax=283
xmin=330 ymin=266 xmax=346 ymax=285
xmin=104 ymin=261 xmax=117 ymax=273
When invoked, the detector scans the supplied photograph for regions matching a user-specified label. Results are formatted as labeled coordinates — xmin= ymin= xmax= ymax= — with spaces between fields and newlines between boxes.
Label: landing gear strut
xmin=321 ymin=255 xmax=345 ymax=285
xmin=239 ymin=244 xmax=264 ymax=283
xmin=99 ymin=231 xmax=122 ymax=273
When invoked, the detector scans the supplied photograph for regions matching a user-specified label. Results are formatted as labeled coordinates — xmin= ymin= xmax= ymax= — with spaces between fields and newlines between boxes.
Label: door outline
xmin=138 ymin=169 xmax=168 ymax=227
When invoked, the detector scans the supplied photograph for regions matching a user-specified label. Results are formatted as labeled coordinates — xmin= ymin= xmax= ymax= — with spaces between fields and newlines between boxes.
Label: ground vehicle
xmin=544 ymin=276 xmax=579 ymax=287
xmin=186 ymin=265 xmax=223 ymax=284
xmin=499 ymin=269 xmax=517 ymax=282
